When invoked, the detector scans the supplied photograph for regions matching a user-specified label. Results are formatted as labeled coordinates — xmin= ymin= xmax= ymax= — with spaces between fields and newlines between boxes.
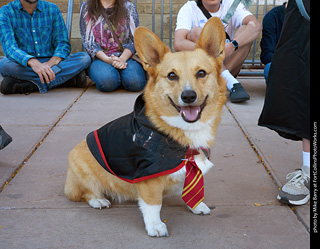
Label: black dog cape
xmin=86 ymin=94 xmax=208 ymax=184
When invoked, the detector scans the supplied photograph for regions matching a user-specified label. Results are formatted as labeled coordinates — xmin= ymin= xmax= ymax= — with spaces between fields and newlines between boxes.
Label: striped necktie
xmin=182 ymin=150 xmax=204 ymax=209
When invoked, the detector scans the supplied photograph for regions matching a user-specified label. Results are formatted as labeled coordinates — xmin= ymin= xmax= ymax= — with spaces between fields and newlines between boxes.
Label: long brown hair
xmin=87 ymin=0 xmax=126 ymax=26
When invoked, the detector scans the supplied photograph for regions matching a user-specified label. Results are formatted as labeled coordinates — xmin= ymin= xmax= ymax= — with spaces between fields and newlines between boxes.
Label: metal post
xmin=66 ymin=0 xmax=74 ymax=40
xmin=169 ymin=0 xmax=173 ymax=50
xmin=152 ymin=0 xmax=155 ymax=32
xmin=161 ymin=0 xmax=164 ymax=41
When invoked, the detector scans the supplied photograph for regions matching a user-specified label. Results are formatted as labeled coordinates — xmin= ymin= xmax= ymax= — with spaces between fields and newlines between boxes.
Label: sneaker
xmin=277 ymin=166 xmax=310 ymax=205
xmin=229 ymin=83 xmax=250 ymax=103
xmin=63 ymin=70 xmax=88 ymax=88
xmin=0 ymin=126 xmax=12 ymax=150
xmin=0 ymin=77 xmax=38 ymax=94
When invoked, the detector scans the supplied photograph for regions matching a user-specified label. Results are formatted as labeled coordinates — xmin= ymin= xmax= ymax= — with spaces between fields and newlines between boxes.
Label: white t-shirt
xmin=175 ymin=0 xmax=253 ymax=39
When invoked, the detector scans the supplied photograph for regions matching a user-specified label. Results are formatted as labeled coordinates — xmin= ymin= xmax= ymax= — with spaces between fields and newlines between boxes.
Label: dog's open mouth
xmin=168 ymin=96 xmax=208 ymax=123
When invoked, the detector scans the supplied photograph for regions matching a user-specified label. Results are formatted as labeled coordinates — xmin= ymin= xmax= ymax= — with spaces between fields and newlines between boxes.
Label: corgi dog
xmin=64 ymin=17 xmax=226 ymax=237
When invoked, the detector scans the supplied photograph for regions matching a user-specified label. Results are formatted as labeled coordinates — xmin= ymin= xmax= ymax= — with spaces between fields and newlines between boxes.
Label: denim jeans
xmin=0 ymin=52 xmax=91 ymax=93
xmin=264 ymin=62 xmax=271 ymax=82
xmin=88 ymin=58 xmax=146 ymax=92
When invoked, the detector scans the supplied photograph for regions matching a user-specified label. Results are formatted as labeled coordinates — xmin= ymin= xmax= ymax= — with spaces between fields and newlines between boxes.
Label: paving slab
xmin=0 ymin=80 xmax=310 ymax=248
xmin=227 ymin=77 xmax=310 ymax=230
xmin=0 ymin=205 xmax=309 ymax=249
xmin=0 ymin=88 xmax=85 ymax=187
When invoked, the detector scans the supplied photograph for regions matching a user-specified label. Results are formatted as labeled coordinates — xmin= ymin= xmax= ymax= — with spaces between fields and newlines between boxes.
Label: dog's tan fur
xmin=64 ymin=17 xmax=226 ymax=236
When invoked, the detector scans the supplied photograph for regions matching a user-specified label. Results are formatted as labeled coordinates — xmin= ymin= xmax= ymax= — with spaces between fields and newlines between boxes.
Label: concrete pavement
xmin=0 ymin=76 xmax=310 ymax=248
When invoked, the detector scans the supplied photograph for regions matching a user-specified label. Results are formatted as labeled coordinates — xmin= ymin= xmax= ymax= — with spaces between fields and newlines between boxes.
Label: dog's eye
xmin=196 ymin=70 xmax=207 ymax=78
xmin=167 ymin=72 xmax=179 ymax=81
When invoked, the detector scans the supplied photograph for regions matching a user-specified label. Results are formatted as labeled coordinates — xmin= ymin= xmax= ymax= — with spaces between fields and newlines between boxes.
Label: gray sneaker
xmin=277 ymin=166 xmax=310 ymax=205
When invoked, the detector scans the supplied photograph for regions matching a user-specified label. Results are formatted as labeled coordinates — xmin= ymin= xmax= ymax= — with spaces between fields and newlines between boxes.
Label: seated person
xmin=260 ymin=2 xmax=287 ymax=82
xmin=79 ymin=0 xmax=146 ymax=92
xmin=174 ymin=0 xmax=261 ymax=103
xmin=0 ymin=0 xmax=92 ymax=95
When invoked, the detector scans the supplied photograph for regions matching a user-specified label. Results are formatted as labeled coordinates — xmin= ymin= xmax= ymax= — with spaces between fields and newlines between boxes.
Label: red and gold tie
xmin=182 ymin=150 xmax=204 ymax=209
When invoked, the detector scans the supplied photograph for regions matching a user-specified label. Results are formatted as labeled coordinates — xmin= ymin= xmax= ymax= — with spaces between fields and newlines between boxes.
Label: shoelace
xmin=286 ymin=169 xmax=309 ymax=185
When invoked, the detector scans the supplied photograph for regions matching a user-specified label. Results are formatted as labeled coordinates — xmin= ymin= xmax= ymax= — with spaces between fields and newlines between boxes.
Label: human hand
xmin=27 ymin=58 xmax=55 ymax=84
xmin=111 ymin=55 xmax=127 ymax=69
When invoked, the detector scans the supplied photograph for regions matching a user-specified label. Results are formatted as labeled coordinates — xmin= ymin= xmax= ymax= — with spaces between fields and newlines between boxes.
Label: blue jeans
xmin=0 ymin=52 xmax=91 ymax=93
xmin=88 ymin=58 xmax=146 ymax=92
xmin=264 ymin=62 xmax=271 ymax=82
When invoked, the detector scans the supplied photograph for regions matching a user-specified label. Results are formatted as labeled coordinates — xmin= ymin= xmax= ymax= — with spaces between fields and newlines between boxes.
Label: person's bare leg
xmin=223 ymin=25 xmax=253 ymax=77
xmin=224 ymin=42 xmax=252 ymax=76
xmin=302 ymin=138 xmax=310 ymax=153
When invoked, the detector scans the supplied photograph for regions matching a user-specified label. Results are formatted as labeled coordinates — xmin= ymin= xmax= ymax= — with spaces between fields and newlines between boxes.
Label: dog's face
xmin=134 ymin=17 xmax=226 ymax=146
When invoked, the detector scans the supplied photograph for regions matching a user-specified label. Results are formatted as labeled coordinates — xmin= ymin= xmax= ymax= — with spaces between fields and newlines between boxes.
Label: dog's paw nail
xmin=89 ymin=198 xmax=111 ymax=209
xmin=146 ymin=222 xmax=169 ymax=237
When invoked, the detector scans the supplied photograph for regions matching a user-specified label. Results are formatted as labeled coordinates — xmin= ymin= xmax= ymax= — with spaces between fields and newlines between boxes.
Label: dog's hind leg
xmin=64 ymin=140 xmax=111 ymax=209
xmin=65 ymin=166 xmax=111 ymax=209
xmin=65 ymin=167 xmax=111 ymax=209
xmin=85 ymin=193 xmax=111 ymax=209
xmin=137 ymin=177 xmax=168 ymax=237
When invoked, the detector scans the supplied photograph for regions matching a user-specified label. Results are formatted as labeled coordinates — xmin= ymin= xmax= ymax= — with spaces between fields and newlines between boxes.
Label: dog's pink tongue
xmin=180 ymin=106 xmax=201 ymax=122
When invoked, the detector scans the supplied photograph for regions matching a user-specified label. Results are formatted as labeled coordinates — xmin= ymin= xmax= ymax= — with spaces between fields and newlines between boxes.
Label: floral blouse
xmin=80 ymin=0 xmax=139 ymax=58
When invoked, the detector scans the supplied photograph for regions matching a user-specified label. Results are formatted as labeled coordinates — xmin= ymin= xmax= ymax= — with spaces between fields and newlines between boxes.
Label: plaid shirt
xmin=0 ymin=0 xmax=71 ymax=67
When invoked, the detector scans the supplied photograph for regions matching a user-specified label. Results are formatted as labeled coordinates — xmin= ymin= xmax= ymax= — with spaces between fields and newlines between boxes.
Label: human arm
xmin=94 ymin=50 xmax=129 ymax=69
xmin=27 ymin=58 xmax=55 ymax=84
xmin=51 ymin=6 xmax=71 ymax=60
xmin=0 ymin=6 xmax=34 ymax=67
xmin=43 ymin=56 xmax=63 ymax=68
xmin=79 ymin=2 xmax=126 ymax=69
xmin=112 ymin=48 xmax=132 ymax=69
xmin=0 ymin=6 xmax=58 ymax=83
xmin=102 ymin=1 xmax=137 ymax=69
xmin=239 ymin=15 xmax=261 ymax=46
xmin=224 ymin=15 xmax=261 ymax=58
xmin=260 ymin=12 xmax=279 ymax=65
xmin=174 ymin=29 xmax=198 ymax=52
xmin=174 ymin=2 xmax=196 ymax=52
xmin=79 ymin=2 xmax=104 ymax=59
xmin=122 ymin=1 xmax=138 ymax=55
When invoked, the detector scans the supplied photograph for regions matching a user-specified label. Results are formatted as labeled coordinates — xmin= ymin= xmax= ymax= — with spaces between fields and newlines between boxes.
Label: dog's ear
xmin=134 ymin=27 xmax=170 ymax=75
xmin=196 ymin=17 xmax=225 ymax=60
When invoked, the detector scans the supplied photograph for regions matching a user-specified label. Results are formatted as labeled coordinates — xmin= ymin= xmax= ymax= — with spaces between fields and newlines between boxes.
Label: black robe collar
xmin=87 ymin=94 xmax=209 ymax=183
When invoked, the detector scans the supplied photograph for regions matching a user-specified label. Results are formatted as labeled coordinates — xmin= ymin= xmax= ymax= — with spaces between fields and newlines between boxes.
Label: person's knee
xmin=187 ymin=27 xmax=202 ymax=43
xmin=264 ymin=62 xmax=271 ymax=81
xmin=96 ymin=78 xmax=120 ymax=92
xmin=88 ymin=59 xmax=124 ymax=92
xmin=75 ymin=52 xmax=92 ymax=69
xmin=90 ymin=71 xmax=120 ymax=92
xmin=124 ymin=81 xmax=146 ymax=92
xmin=122 ymin=76 xmax=146 ymax=92
xmin=121 ymin=62 xmax=146 ymax=91
xmin=0 ymin=58 xmax=14 ymax=75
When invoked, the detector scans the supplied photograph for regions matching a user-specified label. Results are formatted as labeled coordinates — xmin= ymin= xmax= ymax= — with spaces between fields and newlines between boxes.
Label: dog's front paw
xmin=145 ymin=222 xmax=169 ymax=237
xmin=188 ymin=202 xmax=211 ymax=215
xmin=88 ymin=198 xmax=111 ymax=209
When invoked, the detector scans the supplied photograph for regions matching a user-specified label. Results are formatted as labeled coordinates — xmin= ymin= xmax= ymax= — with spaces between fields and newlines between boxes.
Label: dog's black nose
xmin=181 ymin=90 xmax=197 ymax=104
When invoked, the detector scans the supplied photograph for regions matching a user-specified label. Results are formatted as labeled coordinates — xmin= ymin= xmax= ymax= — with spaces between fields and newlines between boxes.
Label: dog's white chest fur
xmin=160 ymin=115 xmax=216 ymax=148
xmin=160 ymin=114 xmax=215 ymax=197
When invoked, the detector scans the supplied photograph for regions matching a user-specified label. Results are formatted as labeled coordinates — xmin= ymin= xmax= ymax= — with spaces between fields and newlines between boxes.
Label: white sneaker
xmin=277 ymin=166 xmax=310 ymax=205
